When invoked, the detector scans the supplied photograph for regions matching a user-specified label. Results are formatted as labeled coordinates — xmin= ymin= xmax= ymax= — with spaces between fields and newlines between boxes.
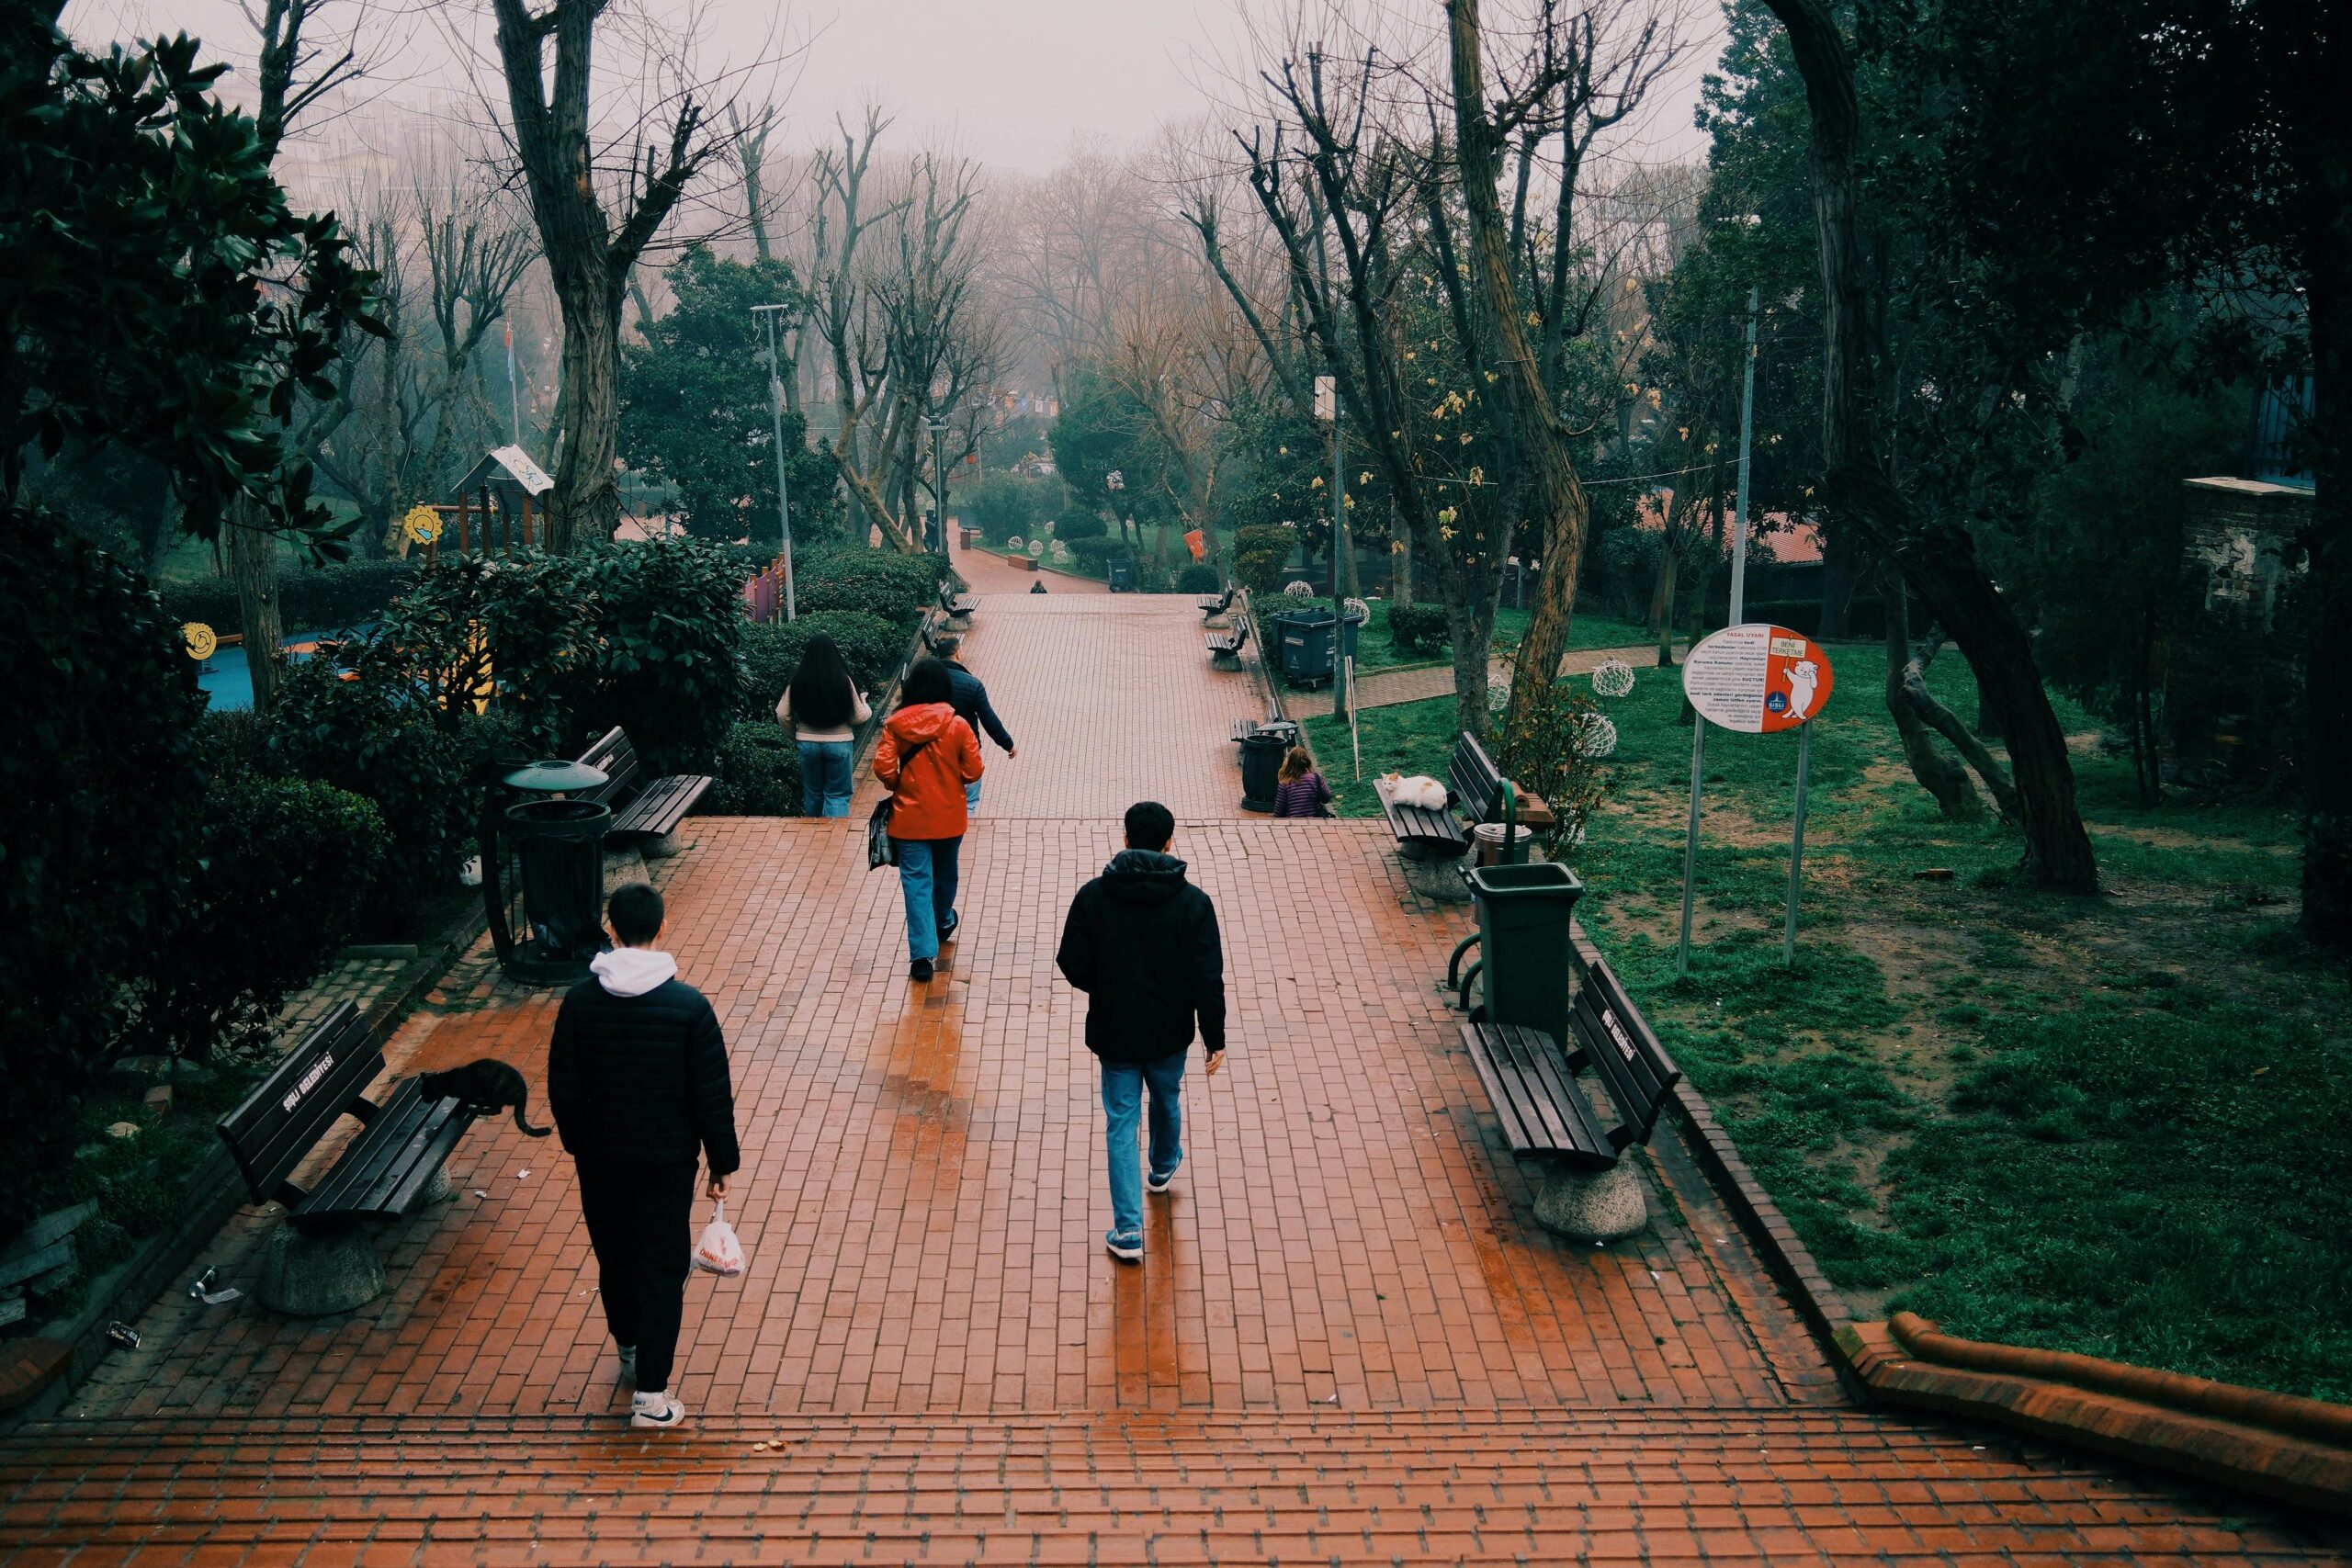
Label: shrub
xmin=707 ymin=720 xmax=801 ymax=814
xmin=160 ymin=557 xmax=424 ymax=636
xmin=568 ymin=536 xmax=744 ymax=773
xmin=793 ymin=545 xmax=944 ymax=626
xmin=141 ymin=775 xmax=389 ymax=1061
xmin=740 ymin=610 xmax=905 ymax=720
xmin=1489 ymin=682 xmax=1616 ymax=856
xmin=1176 ymin=562 xmax=1221 ymax=595
xmin=267 ymin=649 xmax=480 ymax=930
xmin=1386 ymin=602 xmax=1451 ymax=656
xmin=967 ymin=472 xmax=1057 ymax=544
xmin=0 ymin=514 xmax=206 ymax=1237
xmin=1054 ymin=512 xmax=1107 ymax=542
xmin=1067 ymin=536 xmax=1122 ymax=576
xmin=1231 ymin=523 xmax=1295 ymax=597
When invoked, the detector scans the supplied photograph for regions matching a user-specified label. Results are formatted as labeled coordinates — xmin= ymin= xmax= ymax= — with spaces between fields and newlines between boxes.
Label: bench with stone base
xmin=1374 ymin=731 xmax=1537 ymax=903
xmin=938 ymin=582 xmax=978 ymax=620
xmin=215 ymin=1001 xmax=481 ymax=1315
xmin=575 ymin=726 xmax=712 ymax=859
xmin=1458 ymin=953 xmax=1680 ymax=1243
xmin=1196 ymin=583 xmax=1236 ymax=619
xmin=1205 ymin=618 xmax=1250 ymax=667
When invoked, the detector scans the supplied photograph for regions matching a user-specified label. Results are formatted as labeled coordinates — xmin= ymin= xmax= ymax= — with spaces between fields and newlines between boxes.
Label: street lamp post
xmin=752 ymin=303 xmax=796 ymax=621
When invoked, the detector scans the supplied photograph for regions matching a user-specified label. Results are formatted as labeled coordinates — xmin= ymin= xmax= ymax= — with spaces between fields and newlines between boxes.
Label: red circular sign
xmin=1679 ymin=624 xmax=1835 ymax=734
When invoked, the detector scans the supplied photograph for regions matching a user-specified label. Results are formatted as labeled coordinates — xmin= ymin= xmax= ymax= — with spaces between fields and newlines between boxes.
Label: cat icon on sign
xmin=1784 ymin=659 xmax=1821 ymax=721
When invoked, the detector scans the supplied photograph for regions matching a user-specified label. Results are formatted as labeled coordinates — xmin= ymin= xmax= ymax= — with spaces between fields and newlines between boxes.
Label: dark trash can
xmin=1107 ymin=555 xmax=1136 ymax=592
xmin=1238 ymin=721 xmax=1300 ymax=812
xmin=1465 ymin=862 xmax=1584 ymax=1041
xmin=503 ymin=797 xmax=612 ymax=962
xmin=1274 ymin=612 xmax=1337 ymax=688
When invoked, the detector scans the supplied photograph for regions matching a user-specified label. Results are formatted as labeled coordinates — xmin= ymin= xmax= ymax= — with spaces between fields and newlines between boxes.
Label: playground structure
xmin=411 ymin=446 xmax=556 ymax=558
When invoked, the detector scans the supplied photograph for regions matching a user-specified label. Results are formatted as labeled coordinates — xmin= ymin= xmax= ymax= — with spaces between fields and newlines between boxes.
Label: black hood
xmin=1102 ymin=849 xmax=1192 ymax=905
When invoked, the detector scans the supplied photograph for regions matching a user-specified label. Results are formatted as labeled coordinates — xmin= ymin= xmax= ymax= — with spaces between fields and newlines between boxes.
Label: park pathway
xmin=3 ymin=594 xmax=2343 ymax=1563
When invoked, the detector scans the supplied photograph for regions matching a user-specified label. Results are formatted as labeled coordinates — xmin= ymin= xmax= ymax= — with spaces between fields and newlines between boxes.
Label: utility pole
xmin=752 ymin=303 xmax=797 ymax=621
xmin=1316 ymin=375 xmax=1351 ymax=721
xmin=928 ymin=420 xmax=951 ymax=555
xmin=1728 ymin=285 xmax=1759 ymax=626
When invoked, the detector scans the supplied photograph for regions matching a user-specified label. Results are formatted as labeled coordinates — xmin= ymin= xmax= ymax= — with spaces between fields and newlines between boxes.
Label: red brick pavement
xmin=8 ymin=593 xmax=2346 ymax=1562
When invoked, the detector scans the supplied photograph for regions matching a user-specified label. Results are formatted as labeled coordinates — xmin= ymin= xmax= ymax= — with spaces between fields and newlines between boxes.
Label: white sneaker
xmin=616 ymin=1345 xmax=637 ymax=1385
xmin=630 ymin=1391 xmax=687 ymax=1429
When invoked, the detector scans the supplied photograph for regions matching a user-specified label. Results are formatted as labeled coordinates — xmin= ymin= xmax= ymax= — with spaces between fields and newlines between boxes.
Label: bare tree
xmin=487 ymin=0 xmax=725 ymax=551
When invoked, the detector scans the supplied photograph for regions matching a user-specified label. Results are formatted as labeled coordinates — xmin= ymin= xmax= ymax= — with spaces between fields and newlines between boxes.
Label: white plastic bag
xmin=692 ymin=1200 xmax=745 ymax=1277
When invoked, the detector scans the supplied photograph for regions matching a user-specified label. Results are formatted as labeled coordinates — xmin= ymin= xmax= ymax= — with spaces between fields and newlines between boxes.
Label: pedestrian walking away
xmin=873 ymin=657 xmax=983 ymax=982
xmin=546 ymin=883 xmax=741 ymax=1430
xmin=932 ymin=633 xmax=1014 ymax=813
xmin=776 ymin=630 xmax=871 ymax=818
xmin=1054 ymin=800 xmax=1227 ymax=1263
xmin=1271 ymin=744 xmax=1335 ymax=818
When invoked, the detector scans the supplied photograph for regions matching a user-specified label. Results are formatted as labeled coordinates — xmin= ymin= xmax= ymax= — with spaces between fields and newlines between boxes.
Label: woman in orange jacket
xmin=873 ymin=658 xmax=984 ymax=981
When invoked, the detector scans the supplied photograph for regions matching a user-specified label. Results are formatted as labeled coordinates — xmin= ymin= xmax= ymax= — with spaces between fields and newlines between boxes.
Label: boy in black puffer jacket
xmin=548 ymin=883 xmax=739 ymax=1429
xmin=1055 ymin=800 xmax=1227 ymax=1264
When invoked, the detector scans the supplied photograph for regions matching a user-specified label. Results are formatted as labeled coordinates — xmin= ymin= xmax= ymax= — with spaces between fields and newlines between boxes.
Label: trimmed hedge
xmin=791 ymin=545 xmax=945 ymax=626
xmin=1231 ymin=524 xmax=1295 ymax=597
xmin=1176 ymin=562 xmax=1220 ymax=594
xmin=161 ymin=558 xmax=423 ymax=635
xmin=708 ymin=720 xmax=801 ymax=814
xmin=1066 ymin=536 xmax=1121 ymax=576
xmin=1385 ymin=602 xmax=1450 ymax=656
xmin=1054 ymin=513 xmax=1108 ymax=542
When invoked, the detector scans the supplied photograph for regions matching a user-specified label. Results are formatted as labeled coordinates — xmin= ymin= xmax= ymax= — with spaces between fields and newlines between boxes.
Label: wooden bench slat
xmin=370 ymin=1105 xmax=472 ymax=1218
xmin=295 ymin=1081 xmax=435 ymax=1220
xmin=217 ymin=1003 xmax=385 ymax=1206
xmin=1471 ymin=1023 xmax=1579 ymax=1152
xmin=611 ymin=773 xmax=712 ymax=837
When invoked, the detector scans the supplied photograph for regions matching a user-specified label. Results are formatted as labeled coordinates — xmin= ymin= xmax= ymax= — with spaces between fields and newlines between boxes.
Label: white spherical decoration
xmin=1343 ymin=597 xmax=1371 ymax=623
xmin=1487 ymin=675 xmax=1512 ymax=715
xmin=1283 ymin=580 xmax=1315 ymax=598
xmin=1051 ymin=540 xmax=1072 ymax=558
xmin=1591 ymin=658 xmax=1635 ymax=699
xmin=1569 ymin=712 xmax=1620 ymax=759
xmin=1006 ymin=536 xmax=1023 ymax=551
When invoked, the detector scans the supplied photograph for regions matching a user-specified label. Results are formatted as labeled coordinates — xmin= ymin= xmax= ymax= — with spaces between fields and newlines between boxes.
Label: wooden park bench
xmin=939 ymin=582 xmax=978 ymax=619
xmin=216 ymin=1000 xmax=482 ymax=1312
xmin=1197 ymin=583 xmax=1236 ymax=619
xmin=1373 ymin=730 xmax=1522 ymax=861
xmin=1228 ymin=698 xmax=1285 ymax=743
xmin=1457 ymin=952 xmax=1682 ymax=1240
xmin=1205 ymin=617 xmax=1250 ymax=666
xmin=575 ymin=727 xmax=713 ymax=844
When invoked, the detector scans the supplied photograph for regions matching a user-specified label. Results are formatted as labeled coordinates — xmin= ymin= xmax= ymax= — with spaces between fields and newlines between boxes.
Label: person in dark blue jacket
xmin=1055 ymin=801 xmax=1227 ymax=1264
xmin=933 ymin=635 xmax=1015 ymax=812
xmin=548 ymin=883 xmax=739 ymax=1430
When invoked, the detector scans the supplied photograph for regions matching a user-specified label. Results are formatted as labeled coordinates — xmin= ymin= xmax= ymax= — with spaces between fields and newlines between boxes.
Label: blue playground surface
xmin=195 ymin=629 xmax=358 ymax=711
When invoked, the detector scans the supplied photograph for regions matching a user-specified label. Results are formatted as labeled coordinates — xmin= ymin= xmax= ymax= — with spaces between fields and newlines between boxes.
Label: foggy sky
xmin=62 ymin=0 xmax=1715 ymax=178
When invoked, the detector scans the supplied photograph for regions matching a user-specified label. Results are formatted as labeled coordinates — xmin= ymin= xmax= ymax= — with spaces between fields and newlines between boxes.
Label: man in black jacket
xmin=1055 ymin=800 xmax=1227 ymax=1263
xmin=548 ymin=883 xmax=739 ymax=1429
xmin=933 ymin=635 xmax=1013 ymax=813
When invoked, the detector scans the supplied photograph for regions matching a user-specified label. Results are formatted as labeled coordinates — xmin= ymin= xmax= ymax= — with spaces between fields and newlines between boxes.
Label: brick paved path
xmin=6 ymin=594 xmax=2345 ymax=1563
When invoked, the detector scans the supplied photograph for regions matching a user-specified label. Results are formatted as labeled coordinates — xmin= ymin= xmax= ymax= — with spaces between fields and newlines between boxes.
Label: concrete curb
xmin=1843 ymin=1318 xmax=2352 ymax=1519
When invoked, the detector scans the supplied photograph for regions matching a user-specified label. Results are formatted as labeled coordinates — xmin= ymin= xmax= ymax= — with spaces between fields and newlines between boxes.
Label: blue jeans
xmin=798 ymin=740 xmax=854 ymax=818
xmin=965 ymin=778 xmax=981 ymax=813
xmin=894 ymin=835 xmax=961 ymax=961
xmin=1100 ymin=1052 xmax=1186 ymax=1242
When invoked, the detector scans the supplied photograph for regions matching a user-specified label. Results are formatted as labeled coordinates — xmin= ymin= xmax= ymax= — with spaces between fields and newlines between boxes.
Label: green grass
xmin=1267 ymin=597 xmax=1655 ymax=675
xmin=1329 ymin=648 xmax=2350 ymax=1401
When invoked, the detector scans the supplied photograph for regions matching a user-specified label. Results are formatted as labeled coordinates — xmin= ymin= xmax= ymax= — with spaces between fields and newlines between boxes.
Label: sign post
xmin=1676 ymin=624 xmax=1837 ymax=974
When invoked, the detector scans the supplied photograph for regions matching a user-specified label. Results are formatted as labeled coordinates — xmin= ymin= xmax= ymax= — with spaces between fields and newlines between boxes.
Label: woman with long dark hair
xmin=872 ymin=658 xmax=983 ymax=982
xmin=776 ymin=632 xmax=870 ymax=817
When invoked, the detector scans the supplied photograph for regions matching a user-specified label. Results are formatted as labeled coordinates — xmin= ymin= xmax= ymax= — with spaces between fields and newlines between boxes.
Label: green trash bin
xmin=1464 ymin=862 xmax=1584 ymax=1042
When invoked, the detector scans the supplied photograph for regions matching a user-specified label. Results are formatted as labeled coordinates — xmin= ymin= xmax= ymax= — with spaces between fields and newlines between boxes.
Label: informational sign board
xmin=1313 ymin=375 xmax=1336 ymax=423
xmin=1680 ymin=623 xmax=1835 ymax=733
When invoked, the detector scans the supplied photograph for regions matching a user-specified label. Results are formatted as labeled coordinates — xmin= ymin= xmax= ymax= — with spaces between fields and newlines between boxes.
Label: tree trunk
xmin=2300 ymin=233 xmax=2352 ymax=945
xmin=1885 ymin=589 xmax=1979 ymax=818
xmin=1443 ymin=592 xmax=1498 ymax=738
xmin=1392 ymin=510 xmax=1413 ymax=607
xmin=225 ymin=500 xmax=283 ymax=713
xmin=1650 ymin=548 xmax=1678 ymax=667
xmin=1446 ymin=0 xmax=1595 ymax=728
xmin=1764 ymin=0 xmax=2097 ymax=892
xmin=548 ymin=286 xmax=623 ymax=551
